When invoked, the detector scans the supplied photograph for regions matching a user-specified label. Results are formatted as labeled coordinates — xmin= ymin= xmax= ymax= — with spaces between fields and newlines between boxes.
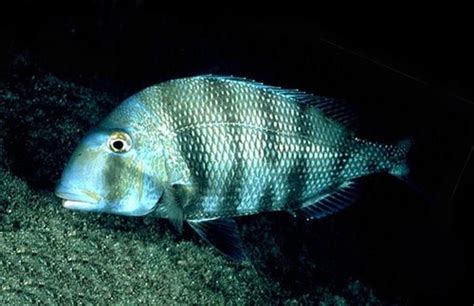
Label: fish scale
xmin=56 ymin=75 xmax=413 ymax=260
xmin=148 ymin=76 xmax=358 ymax=219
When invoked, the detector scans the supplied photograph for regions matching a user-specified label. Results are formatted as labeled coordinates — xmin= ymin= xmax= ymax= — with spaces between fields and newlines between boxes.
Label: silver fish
xmin=55 ymin=75 xmax=412 ymax=260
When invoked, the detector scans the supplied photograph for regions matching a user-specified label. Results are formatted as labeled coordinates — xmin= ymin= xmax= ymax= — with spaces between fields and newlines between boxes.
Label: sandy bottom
xmin=0 ymin=58 xmax=382 ymax=304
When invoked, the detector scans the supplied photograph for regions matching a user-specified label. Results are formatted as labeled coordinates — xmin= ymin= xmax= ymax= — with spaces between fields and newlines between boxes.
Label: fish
xmin=55 ymin=75 xmax=412 ymax=261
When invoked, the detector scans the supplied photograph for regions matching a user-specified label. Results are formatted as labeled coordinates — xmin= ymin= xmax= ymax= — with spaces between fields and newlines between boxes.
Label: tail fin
xmin=389 ymin=138 xmax=413 ymax=179
xmin=389 ymin=138 xmax=431 ymax=202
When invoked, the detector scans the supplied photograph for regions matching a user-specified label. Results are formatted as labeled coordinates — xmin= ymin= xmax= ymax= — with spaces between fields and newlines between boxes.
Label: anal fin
xmin=187 ymin=218 xmax=246 ymax=261
xmin=292 ymin=180 xmax=360 ymax=221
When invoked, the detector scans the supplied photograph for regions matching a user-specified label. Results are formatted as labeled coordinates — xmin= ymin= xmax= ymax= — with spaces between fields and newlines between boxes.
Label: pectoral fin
xmin=156 ymin=185 xmax=188 ymax=235
xmin=168 ymin=208 xmax=184 ymax=235
xmin=187 ymin=218 xmax=246 ymax=261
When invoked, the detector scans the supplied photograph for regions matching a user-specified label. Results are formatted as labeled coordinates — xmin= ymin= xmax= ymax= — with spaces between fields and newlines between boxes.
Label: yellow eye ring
xmin=108 ymin=131 xmax=132 ymax=153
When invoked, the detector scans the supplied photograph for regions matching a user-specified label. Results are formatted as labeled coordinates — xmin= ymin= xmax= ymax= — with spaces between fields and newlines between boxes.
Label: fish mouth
xmin=61 ymin=199 xmax=97 ymax=210
xmin=55 ymin=188 xmax=100 ymax=211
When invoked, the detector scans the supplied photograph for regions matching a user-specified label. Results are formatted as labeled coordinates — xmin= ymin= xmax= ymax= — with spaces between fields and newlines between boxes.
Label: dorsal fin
xmin=195 ymin=75 xmax=359 ymax=131
xmin=291 ymin=180 xmax=360 ymax=221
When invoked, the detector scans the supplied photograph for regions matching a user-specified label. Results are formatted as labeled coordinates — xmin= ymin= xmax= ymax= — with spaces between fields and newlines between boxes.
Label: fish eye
xmin=108 ymin=131 xmax=132 ymax=153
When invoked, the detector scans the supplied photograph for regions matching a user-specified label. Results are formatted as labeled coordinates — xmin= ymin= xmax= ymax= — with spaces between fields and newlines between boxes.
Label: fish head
xmin=56 ymin=97 xmax=165 ymax=217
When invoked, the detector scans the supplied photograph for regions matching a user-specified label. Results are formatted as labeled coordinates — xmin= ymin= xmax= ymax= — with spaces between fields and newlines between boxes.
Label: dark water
xmin=1 ymin=7 xmax=471 ymax=305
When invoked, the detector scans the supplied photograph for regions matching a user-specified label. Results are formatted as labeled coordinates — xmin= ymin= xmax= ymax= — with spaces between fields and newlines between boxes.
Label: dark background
xmin=1 ymin=4 xmax=472 ymax=304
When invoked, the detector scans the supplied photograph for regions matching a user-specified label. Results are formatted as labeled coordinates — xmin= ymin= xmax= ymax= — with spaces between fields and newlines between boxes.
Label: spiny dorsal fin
xmin=187 ymin=218 xmax=246 ymax=261
xmin=291 ymin=180 xmax=360 ymax=221
xmin=197 ymin=75 xmax=359 ymax=132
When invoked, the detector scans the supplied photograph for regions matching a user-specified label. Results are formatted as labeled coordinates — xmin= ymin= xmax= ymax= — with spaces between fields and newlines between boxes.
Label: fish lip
xmin=61 ymin=199 xmax=97 ymax=210
xmin=55 ymin=184 xmax=100 ymax=201
xmin=55 ymin=191 xmax=97 ymax=203
xmin=55 ymin=188 xmax=100 ymax=210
